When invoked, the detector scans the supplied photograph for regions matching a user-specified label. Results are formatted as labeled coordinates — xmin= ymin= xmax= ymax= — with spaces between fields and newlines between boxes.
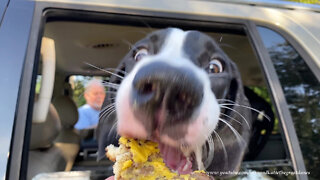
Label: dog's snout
xmin=131 ymin=61 xmax=203 ymax=121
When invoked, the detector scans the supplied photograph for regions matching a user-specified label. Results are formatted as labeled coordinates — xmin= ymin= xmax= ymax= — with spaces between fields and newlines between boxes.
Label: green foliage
xmin=71 ymin=75 xmax=109 ymax=107
xmin=249 ymin=86 xmax=271 ymax=104
xmin=71 ymin=76 xmax=92 ymax=107
xmin=35 ymin=76 xmax=42 ymax=94
xmin=72 ymin=79 xmax=86 ymax=107
xmin=285 ymin=0 xmax=320 ymax=5
xmin=248 ymin=86 xmax=280 ymax=134
xmin=268 ymin=41 xmax=320 ymax=179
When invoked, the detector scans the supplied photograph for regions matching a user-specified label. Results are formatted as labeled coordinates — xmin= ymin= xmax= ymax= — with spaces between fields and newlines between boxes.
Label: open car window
xmin=26 ymin=10 xmax=301 ymax=180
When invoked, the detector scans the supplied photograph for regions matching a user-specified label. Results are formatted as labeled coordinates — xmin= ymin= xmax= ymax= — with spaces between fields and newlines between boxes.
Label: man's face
xmin=84 ymin=84 xmax=106 ymax=110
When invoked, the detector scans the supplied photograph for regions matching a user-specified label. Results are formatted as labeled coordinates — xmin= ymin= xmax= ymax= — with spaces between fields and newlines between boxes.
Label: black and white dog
xmin=98 ymin=28 xmax=252 ymax=177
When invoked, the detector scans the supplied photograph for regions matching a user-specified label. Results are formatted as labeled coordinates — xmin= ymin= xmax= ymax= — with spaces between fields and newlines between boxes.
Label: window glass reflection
xmin=258 ymin=26 xmax=320 ymax=179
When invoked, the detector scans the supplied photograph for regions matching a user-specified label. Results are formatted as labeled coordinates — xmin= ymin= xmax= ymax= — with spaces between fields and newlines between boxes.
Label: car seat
xmin=52 ymin=82 xmax=81 ymax=171
xmin=28 ymin=37 xmax=67 ymax=179
xmin=27 ymin=104 xmax=66 ymax=180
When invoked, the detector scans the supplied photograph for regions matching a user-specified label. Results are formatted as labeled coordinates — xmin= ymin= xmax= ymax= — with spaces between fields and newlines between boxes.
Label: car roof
xmin=211 ymin=0 xmax=320 ymax=12
xmin=38 ymin=0 xmax=320 ymax=74
xmin=37 ymin=0 xmax=320 ymax=12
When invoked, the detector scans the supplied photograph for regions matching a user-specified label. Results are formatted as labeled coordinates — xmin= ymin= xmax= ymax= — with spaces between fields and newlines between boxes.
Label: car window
xmin=27 ymin=11 xmax=298 ymax=179
xmin=258 ymin=26 xmax=320 ymax=179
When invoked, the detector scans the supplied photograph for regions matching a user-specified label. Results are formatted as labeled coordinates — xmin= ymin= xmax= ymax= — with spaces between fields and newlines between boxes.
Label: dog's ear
xmin=96 ymin=74 xmax=120 ymax=160
xmin=96 ymin=62 xmax=127 ymax=160
xmin=97 ymin=46 xmax=140 ymax=160
xmin=206 ymin=61 xmax=252 ymax=177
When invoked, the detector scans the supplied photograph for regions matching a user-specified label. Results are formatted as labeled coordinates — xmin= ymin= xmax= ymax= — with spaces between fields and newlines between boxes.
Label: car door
xmin=0 ymin=0 xmax=36 ymax=179
xmin=5 ymin=1 xmax=319 ymax=180
xmin=0 ymin=0 xmax=9 ymax=26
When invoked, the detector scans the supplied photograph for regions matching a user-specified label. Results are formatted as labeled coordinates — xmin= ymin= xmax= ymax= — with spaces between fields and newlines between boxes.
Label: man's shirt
xmin=75 ymin=104 xmax=100 ymax=130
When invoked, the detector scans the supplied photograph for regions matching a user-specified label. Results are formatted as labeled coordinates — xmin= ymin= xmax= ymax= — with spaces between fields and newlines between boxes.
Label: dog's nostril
xmin=139 ymin=82 xmax=155 ymax=94
xmin=177 ymin=92 xmax=191 ymax=105
xmin=166 ymin=86 xmax=203 ymax=121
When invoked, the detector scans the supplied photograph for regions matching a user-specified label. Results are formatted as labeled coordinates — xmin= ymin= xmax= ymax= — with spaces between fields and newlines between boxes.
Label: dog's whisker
xmin=100 ymin=105 xmax=115 ymax=117
xmin=136 ymin=19 xmax=153 ymax=32
xmin=219 ymin=43 xmax=237 ymax=50
xmin=100 ymin=108 xmax=115 ymax=122
xmin=84 ymin=62 xmax=124 ymax=79
xmin=217 ymin=99 xmax=236 ymax=104
xmin=102 ymin=101 xmax=115 ymax=108
xmin=100 ymin=108 xmax=116 ymax=131
xmin=212 ymin=130 xmax=228 ymax=169
xmin=99 ymin=104 xmax=115 ymax=119
xmin=219 ymin=105 xmax=251 ymax=129
xmin=101 ymin=108 xmax=116 ymax=124
xmin=102 ymin=80 xmax=121 ymax=85
xmin=107 ymin=118 xmax=119 ymax=140
xmin=104 ymin=68 xmax=128 ymax=75
xmin=220 ymin=113 xmax=243 ymax=126
xmin=207 ymin=134 xmax=214 ymax=145
xmin=102 ymin=82 xmax=120 ymax=90
xmin=220 ymin=103 xmax=271 ymax=122
xmin=218 ymin=118 xmax=246 ymax=146
xmin=122 ymin=39 xmax=139 ymax=50
xmin=218 ymin=99 xmax=271 ymax=121
xmin=203 ymin=134 xmax=214 ymax=169
xmin=100 ymin=103 xmax=115 ymax=115
xmin=104 ymin=91 xmax=118 ymax=95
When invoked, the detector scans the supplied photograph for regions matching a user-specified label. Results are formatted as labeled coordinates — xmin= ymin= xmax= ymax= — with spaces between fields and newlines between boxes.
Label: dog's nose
xmin=131 ymin=61 xmax=203 ymax=121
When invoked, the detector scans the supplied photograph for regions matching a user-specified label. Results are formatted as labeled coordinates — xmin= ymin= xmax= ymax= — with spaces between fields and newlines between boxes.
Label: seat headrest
xmin=64 ymin=83 xmax=73 ymax=97
xmin=52 ymin=96 xmax=78 ymax=128
xmin=30 ymin=104 xmax=61 ymax=150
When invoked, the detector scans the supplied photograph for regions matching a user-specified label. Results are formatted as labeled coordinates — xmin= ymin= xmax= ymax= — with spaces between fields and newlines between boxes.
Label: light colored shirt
xmin=75 ymin=104 xmax=100 ymax=130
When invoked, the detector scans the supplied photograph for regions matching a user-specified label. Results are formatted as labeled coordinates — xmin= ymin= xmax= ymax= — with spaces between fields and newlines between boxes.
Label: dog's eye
xmin=134 ymin=48 xmax=148 ymax=62
xmin=208 ymin=59 xmax=223 ymax=73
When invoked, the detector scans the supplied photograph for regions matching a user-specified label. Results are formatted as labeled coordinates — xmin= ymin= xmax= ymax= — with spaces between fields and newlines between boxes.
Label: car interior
xmin=28 ymin=11 xmax=295 ymax=180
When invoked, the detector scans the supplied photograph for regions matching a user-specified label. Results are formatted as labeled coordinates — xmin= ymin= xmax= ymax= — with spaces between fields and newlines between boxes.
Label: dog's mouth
xmin=151 ymin=138 xmax=193 ymax=174
xmin=147 ymin=108 xmax=193 ymax=174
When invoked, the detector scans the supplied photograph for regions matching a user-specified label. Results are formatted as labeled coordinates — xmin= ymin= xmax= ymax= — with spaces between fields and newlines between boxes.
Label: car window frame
xmin=256 ymin=25 xmax=320 ymax=180
xmin=247 ymin=21 xmax=310 ymax=180
xmin=9 ymin=1 xmax=309 ymax=180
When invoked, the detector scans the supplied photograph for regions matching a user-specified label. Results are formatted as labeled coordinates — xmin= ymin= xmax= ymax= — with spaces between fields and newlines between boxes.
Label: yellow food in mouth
xmin=106 ymin=137 xmax=209 ymax=180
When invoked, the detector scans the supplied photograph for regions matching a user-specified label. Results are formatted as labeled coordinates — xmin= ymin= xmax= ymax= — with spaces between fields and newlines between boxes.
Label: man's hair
xmin=84 ymin=79 xmax=104 ymax=93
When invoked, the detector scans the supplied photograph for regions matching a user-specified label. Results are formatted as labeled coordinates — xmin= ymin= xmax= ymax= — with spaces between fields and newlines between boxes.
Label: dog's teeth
xmin=172 ymin=170 xmax=178 ymax=173
xmin=182 ymin=159 xmax=191 ymax=172
xmin=182 ymin=164 xmax=189 ymax=171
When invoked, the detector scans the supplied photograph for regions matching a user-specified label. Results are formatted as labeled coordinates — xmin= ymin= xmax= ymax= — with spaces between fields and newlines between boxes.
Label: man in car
xmin=75 ymin=79 xmax=106 ymax=130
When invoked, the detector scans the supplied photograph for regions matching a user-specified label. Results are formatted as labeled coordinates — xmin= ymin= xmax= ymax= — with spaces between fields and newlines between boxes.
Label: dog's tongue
xmin=159 ymin=143 xmax=193 ymax=174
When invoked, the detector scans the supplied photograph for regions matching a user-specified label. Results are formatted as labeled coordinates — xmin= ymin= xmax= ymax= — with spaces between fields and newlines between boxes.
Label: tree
xmin=268 ymin=42 xmax=320 ymax=179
